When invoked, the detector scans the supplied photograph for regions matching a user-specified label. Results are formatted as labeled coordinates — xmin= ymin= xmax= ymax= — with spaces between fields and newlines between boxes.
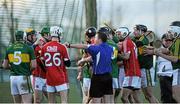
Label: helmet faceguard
xmin=115 ymin=27 xmax=130 ymax=41
xmin=134 ymin=24 xmax=147 ymax=38
xmin=41 ymin=26 xmax=50 ymax=42
xmin=25 ymin=28 xmax=37 ymax=44
xmin=15 ymin=30 xmax=24 ymax=41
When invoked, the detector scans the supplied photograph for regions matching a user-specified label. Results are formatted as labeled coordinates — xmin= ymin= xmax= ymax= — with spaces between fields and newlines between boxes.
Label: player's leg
xmin=47 ymin=85 xmax=56 ymax=103
xmin=48 ymin=92 xmax=56 ymax=103
xmin=10 ymin=76 xmax=23 ymax=103
xmin=111 ymin=78 xmax=119 ymax=103
xmin=12 ymin=95 xmax=22 ymax=103
xmin=132 ymin=89 xmax=141 ymax=103
xmin=18 ymin=76 xmax=33 ymax=103
xmin=121 ymin=87 xmax=133 ymax=103
xmin=59 ymin=90 xmax=68 ymax=103
xmin=172 ymin=69 xmax=180 ymax=102
xmin=82 ymin=78 xmax=91 ymax=103
xmin=90 ymin=73 xmax=112 ymax=103
xmin=142 ymin=86 xmax=158 ymax=103
xmin=159 ymin=76 xmax=176 ymax=103
xmin=141 ymin=68 xmax=158 ymax=103
xmin=21 ymin=93 xmax=33 ymax=103
xmin=172 ymin=85 xmax=180 ymax=102
xmin=102 ymin=73 xmax=113 ymax=103
xmin=33 ymin=77 xmax=47 ymax=103
xmin=55 ymin=83 xmax=69 ymax=103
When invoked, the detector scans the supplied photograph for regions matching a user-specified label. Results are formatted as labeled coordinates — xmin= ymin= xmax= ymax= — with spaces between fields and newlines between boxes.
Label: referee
xmin=65 ymin=27 xmax=113 ymax=103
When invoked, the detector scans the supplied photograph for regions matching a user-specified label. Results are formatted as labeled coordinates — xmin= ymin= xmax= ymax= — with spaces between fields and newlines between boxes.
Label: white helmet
xmin=50 ymin=26 xmax=63 ymax=37
xmin=115 ymin=27 xmax=130 ymax=39
xmin=167 ymin=26 xmax=180 ymax=38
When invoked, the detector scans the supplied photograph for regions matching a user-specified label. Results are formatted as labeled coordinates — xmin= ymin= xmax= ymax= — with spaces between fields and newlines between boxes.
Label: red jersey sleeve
xmin=123 ymin=38 xmax=132 ymax=54
xmin=62 ymin=45 xmax=70 ymax=61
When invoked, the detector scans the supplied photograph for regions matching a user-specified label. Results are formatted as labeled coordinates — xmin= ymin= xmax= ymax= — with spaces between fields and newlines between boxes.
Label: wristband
xmin=68 ymin=43 xmax=71 ymax=48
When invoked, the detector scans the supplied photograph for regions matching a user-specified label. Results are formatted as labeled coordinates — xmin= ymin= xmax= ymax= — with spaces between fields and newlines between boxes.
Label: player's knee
xmin=121 ymin=95 xmax=128 ymax=102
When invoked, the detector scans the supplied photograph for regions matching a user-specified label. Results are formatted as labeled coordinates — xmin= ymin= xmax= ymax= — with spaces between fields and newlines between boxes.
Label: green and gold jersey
xmin=107 ymin=39 xmax=119 ymax=78
xmin=169 ymin=38 xmax=180 ymax=69
xmin=5 ymin=41 xmax=36 ymax=76
xmin=132 ymin=35 xmax=153 ymax=69
xmin=80 ymin=49 xmax=92 ymax=78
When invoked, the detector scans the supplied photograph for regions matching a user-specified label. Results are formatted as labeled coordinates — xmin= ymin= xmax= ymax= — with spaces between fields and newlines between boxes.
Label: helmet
xmin=15 ymin=30 xmax=24 ymax=41
xmin=170 ymin=21 xmax=180 ymax=27
xmin=85 ymin=27 xmax=96 ymax=38
xmin=50 ymin=26 xmax=63 ymax=37
xmin=168 ymin=21 xmax=180 ymax=38
xmin=98 ymin=27 xmax=110 ymax=35
xmin=40 ymin=26 xmax=50 ymax=36
xmin=115 ymin=27 xmax=130 ymax=39
xmin=135 ymin=24 xmax=147 ymax=33
xmin=25 ymin=28 xmax=36 ymax=36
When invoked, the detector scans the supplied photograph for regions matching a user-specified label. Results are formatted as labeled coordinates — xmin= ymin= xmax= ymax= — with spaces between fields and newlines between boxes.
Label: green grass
xmin=0 ymin=81 xmax=161 ymax=103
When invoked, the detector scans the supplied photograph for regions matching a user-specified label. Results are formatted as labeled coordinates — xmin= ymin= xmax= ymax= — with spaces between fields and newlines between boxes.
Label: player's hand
xmin=143 ymin=48 xmax=154 ymax=55
xmin=77 ymin=58 xmax=85 ymax=66
xmin=154 ymin=48 xmax=162 ymax=56
xmin=64 ymin=42 xmax=70 ymax=48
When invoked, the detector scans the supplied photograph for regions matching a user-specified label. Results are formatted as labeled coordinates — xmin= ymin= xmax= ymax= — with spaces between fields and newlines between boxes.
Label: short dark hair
xmin=97 ymin=33 xmax=107 ymax=42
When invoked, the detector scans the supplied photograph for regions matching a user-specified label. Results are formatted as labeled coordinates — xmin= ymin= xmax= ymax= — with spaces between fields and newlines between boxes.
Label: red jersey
xmin=32 ymin=38 xmax=47 ymax=78
xmin=41 ymin=41 xmax=70 ymax=86
xmin=122 ymin=37 xmax=141 ymax=77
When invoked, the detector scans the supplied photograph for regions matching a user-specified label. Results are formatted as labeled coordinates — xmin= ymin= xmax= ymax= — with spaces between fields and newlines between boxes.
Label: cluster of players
xmin=2 ymin=21 xmax=180 ymax=104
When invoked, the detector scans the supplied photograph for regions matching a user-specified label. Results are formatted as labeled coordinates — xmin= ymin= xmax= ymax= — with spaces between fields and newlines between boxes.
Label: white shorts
xmin=122 ymin=76 xmax=141 ymax=89
xmin=141 ymin=67 xmax=156 ymax=88
xmin=172 ymin=69 xmax=180 ymax=86
xmin=113 ymin=78 xmax=119 ymax=89
xmin=33 ymin=76 xmax=47 ymax=91
xmin=83 ymin=78 xmax=91 ymax=91
xmin=10 ymin=76 xmax=33 ymax=95
xmin=119 ymin=67 xmax=125 ymax=89
xmin=47 ymin=83 xmax=69 ymax=93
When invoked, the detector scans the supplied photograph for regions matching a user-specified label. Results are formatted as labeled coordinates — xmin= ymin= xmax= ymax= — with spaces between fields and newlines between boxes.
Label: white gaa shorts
xmin=172 ymin=69 xmax=180 ymax=86
xmin=122 ymin=76 xmax=141 ymax=89
xmin=46 ymin=83 xmax=69 ymax=93
xmin=119 ymin=67 xmax=125 ymax=89
xmin=32 ymin=76 xmax=47 ymax=91
xmin=141 ymin=67 xmax=156 ymax=88
xmin=10 ymin=76 xmax=33 ymax=95
xmin=113 ymin=78 xmax=119 ymax=89
xmin=83 ymin=78 xmax=91 ymax=92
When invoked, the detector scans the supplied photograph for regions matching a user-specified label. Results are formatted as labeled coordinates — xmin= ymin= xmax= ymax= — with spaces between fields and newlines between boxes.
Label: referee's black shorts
xmin=89 ymin=72 xmax=113 ymax=98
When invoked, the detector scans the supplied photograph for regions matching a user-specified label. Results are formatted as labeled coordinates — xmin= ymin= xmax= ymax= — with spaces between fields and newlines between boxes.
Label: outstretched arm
xmin=157 ymin=52 xmax=178 ymax=63
xmin=65 ymin=42 xmax=88 ymax=49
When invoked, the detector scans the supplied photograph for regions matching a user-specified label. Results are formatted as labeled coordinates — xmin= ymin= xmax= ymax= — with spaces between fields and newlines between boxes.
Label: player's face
xmin=162 ymin=38 xmax=173 ymax=48
xmin=116 ymin=31 xmax=124 ymax=41
xmin=85 ymin=35 xmax=91 ymax=43
xmin=133 ymin=27 xmax=141 ymax=37
xmin=43 ymin=33 xmax=51 ymax=41
xmin=94 ymin=34 xmax=100 ymax=45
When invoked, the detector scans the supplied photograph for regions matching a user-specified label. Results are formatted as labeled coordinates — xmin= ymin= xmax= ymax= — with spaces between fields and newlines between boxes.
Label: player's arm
xmin=77 ymin=56 xmax=92 ymax=66
xmin=2 ymin=59 xmax=10 ymax=69
xmin=63 ymin=45 xmax=71 ymax=67
xmin=157 ymin=52 xmax=178 ymax=63
xmin=118 ymin=51 xmax=130 ymax=60
xmin=31 ymin=59 xmax=37 ymax=70
xmin=2 ymin=50 xmax=10 ymax=69
xmin=65 ymin=42 xmax=88 ymax=49
xmin=29 ymin=47 xmax=37 ymax=70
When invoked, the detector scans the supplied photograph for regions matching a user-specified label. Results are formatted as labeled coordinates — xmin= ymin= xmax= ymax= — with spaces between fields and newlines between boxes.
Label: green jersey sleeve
xmin=28 ymin=46 xmax=36 ymax=60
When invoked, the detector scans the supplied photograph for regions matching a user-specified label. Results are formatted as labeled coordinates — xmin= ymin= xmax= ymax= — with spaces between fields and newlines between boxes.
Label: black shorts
xmin=123 ymin=86 xmax=139 ymax=91
xmin=89 ymin=73 xmax=113 ymax=98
